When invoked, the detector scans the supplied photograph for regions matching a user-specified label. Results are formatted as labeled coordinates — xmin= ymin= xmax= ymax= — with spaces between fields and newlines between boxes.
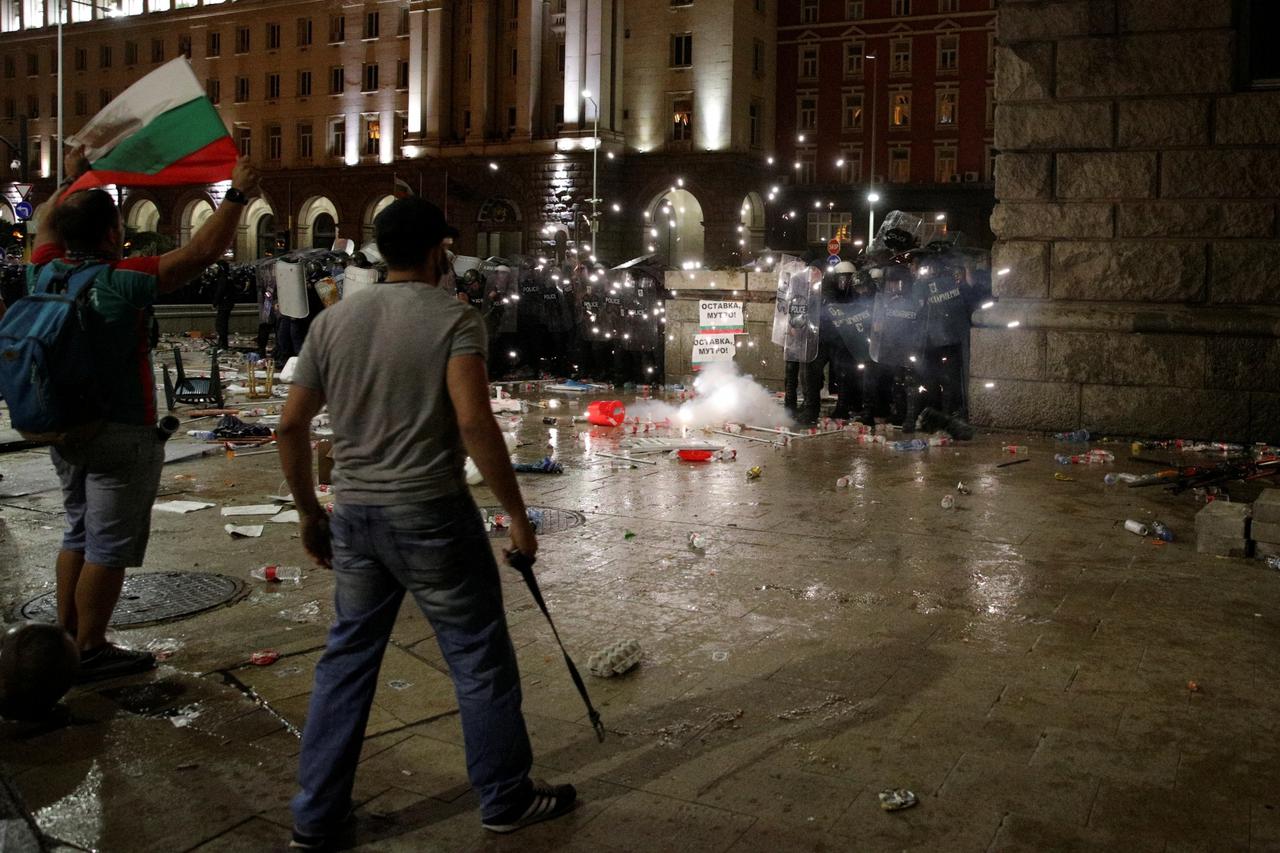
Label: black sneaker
xmin=481 ymin=781 xmax=578 ymax=834
xmin=75 ymin=644 xmax=156 ymax=684
xmin=289 ymin=805 xmax=355 ymax=851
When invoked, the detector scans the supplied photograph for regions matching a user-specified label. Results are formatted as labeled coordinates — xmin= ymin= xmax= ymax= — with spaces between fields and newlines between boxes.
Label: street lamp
xmin=581 ymin=89 xmax=600 ymax=252
xmin=867 ymin=191 xmax=880 ymax=245
xmin=866 ymin=52 xmax=879 ymax=243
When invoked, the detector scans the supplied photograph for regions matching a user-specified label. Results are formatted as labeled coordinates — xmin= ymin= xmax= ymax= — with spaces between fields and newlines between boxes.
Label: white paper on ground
xmin=224 ymin=523 xmax=264 ymax=538
xmin=153 ymin=500 xmax=216 ymax=514
xmin=220 ymin=504 xmax=282 ymax=517
xmin=270 ymin=509 xmax=301 ymax=523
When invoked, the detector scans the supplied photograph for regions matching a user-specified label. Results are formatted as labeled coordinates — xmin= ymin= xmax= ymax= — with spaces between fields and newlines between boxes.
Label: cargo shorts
xmin=51 ymin=422 xmax=165 ymax=568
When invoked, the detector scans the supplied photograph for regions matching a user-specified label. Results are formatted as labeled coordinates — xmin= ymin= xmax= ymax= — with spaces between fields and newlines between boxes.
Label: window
xmin=363 ymin=10 xmax=378 ymax=39
xmin=237 ymin=125 xmax=252 ymax=157
xmin=749 ymin=101 xmax=762 ymax=146
xmin=397 ymin=6 xmax=409 ymax=35
xmin=671 ymin=96 xmax=693 ymax=141
xmin=671 ymin=33 xmax=692 ymax=67
xmin=842 ymin=91 xmax=864 ymax=129
xmin=267 ymin=124 xmax=282 ymax=160
xmin=753 ymin=39 xmax=765 ymax=76
xmin=362 ymin=63 xmax=379 ymax=91
xmin=329 ymin=66 xmax=344 ymax=94
xmin=397 ymin=112 xmax=408 ymax=150
xmin=74 ymin=90 xmax=86 ymax=115
xmin=987 ymin=145 xmax=996 ymax=181
xmin=27 ymin=94 xmax=38 ymax=118
xmin=363 ymin=115 xmax=380 ymax=155
xmin=99 ymin=45 xmax=112 ymax=68
xmin=799 ymin=45 xmax=818 ymax=79
xmin=935 ymin=146 xmax=957 ymax=183
xmin=938 ymin=34 xmax=958 ymax=71
xmin=207 ymin=78 xmax=220 ymax=104
xmin=797 ymin=95 xmax=817 ymax=131
xmin=801 ymin=0 xmax=817 ymax=23
xmin=846 ymin=0 xmax=864 ymax=17
xmin=178 ymin=35 xmax=191 ymax=58
xmin=840 ymin=151 xmax=862 ymax=183
xmin=507 ymin=105 xmax=517 ymax=134
xmin=99 ymin=88 xmax=112 ymax=109
xmin=844 ymin=41 xmax=864 ymax=76
xmin=892 ymin=0 xmax=911 ymax=14
xmin=297 ymin=122 xmax=313 ymax=159
xmin=207 ymin=32 xmax=221 ymax=57
xmin=298 ymin=70 xmax=312 ymax=97
xmin=297 ymin=17 xmax=313 ymax=46
xmin=49 ymin=92 xmax=57 ymax=116
xmin=266 ymin=72 xmax=281 ymax=100
xmin=891 ymin=39 xmax=911 ymax=73
xmin=1 ymin=57 xmax=11 ymax=78
xmin=891 ymin=89 xmax=910 ymax=127
xmin=808 ymin=211 xmax=852 ymax=243
xmin=557 ymin=43 xmax=565 ymax=73
xmin=1247 ymin=0 xmax=1280 ymax=87
xmin=235 ymin=76 xmax=249 ymax=102
xmin=23 ymin=52 xmax=34 ymax=76
xmin=73 ymin=47 xmax=86 ymax=71
xmin=328 ymin=118 xmax=345 ymax=157
xmin=125 ymin=41 xmax=138 ymax=65
xmin=510 ymin=48 xmax=518 ymax=76
xmin=396 ymin=59 xmax=409 ymax=89
xmin=939 ymin=0 xmax=958 ymax=10
xmin=329 ymin=14 xmax=345 ymax=43
xmin=150 ymin=38 xmax=164 ymax=63
xmin=797 ymin=154 xmax=815 ymax=185
xmin=267 ymin=22 xmax=281 ymax=50
xmin=937 ymin=88 xmax=957 ymax=125
xmin=755 ymin=0 xmax=765 ymax=11
xmin=235 ymin=26 xmax=249 ymax=53
xmin=890 ymin=147 xmax=910 ymax=182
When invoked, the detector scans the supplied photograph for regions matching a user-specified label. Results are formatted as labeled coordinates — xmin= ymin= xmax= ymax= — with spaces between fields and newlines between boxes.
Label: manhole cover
xmin=480 ymin=506 xmax=585 ymax=539
xmin=17 ymin=571 xmax=244 ymax=627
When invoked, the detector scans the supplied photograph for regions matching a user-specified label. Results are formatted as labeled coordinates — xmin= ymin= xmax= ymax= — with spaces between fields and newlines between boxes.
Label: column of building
xmin=421 ymin=0 xmax=452 ymax=145
xmin=514 ymin=0 xmax=543 ymax=141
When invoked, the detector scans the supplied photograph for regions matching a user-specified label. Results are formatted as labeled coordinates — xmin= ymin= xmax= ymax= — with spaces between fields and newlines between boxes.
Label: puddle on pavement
xmin=34 ymin=759 xmax=103 ymax=851
xmin=758 ymin=583 xmax=884 ymax=608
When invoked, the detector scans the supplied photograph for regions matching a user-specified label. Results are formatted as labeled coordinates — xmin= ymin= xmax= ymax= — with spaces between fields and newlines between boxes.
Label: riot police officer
xmin=804 ymin=261 xmax=860 ymax=422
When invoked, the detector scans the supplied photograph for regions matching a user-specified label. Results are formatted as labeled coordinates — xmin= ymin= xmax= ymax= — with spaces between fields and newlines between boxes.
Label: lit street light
xmin=582 ymin=89 xmax=601 ymax=251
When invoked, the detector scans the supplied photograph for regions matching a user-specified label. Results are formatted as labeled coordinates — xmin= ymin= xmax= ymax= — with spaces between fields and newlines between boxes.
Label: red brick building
xmin=772 ymin=0 xmax=996 ymax=251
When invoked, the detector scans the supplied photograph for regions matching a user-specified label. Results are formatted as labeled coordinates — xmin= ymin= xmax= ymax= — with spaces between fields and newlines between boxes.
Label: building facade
xmin=772 ymin=0 xmax=996 ymax=251
xmin=0 ymin=0 xmax=777 ymax=268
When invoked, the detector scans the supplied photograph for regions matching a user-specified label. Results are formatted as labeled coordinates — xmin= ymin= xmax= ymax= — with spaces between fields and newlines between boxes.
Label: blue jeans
xmin=291 ymin=495 xmax=533 ymax=834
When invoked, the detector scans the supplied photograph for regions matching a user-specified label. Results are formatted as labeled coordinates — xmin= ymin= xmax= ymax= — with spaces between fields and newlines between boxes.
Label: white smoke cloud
xmin=626 ymin=362 xmax=790 ymax=428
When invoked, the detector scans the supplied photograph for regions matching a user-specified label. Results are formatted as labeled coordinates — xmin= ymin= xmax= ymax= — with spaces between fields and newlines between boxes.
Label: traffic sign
xmin=14 ymin=183 xmax=32 ymax=201
xmin=14 ymin=200 xmax=33 ymax=221
xmin=827 ymin=254 xmax=841 ymax=267
xmin=827 ymin=238 xmax=841 ymax=255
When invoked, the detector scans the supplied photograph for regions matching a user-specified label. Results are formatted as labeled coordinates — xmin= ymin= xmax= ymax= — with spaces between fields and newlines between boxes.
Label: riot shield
xmin=579 ymin=273 xmax=607 ymax=343
xmin=601 ymin=275 xmax=626 ymax=344
xmin=342 ymin=265 xmax=379 ymax=300
xmin=922 ymin=265 xmax=968 ymax=349
xmin=824 ymin=294 xmax=875 ymax=361
xmin=254 ymin=259 xmax=278 ymax=325
xmin=620 ymin=272 xmax=660 ymax=353
xmin=770 ymin=256 xmax=819 ymax=363
xmin=543 ymin=269 xmax=572 ymax=335
xmin=869 ymin=271 xmax=927 ymax=368
xmin=516 ymin=264 xmax=546 ymax=328
xmin=869 ymin=210 xmax=924 ymax=257
xmin=275 ymin=258 xmax=308 ymax=319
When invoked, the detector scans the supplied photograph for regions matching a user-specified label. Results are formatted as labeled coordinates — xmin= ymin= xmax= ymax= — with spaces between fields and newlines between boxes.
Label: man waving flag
xmin=65 ymin=57 xmax=237 ymax=194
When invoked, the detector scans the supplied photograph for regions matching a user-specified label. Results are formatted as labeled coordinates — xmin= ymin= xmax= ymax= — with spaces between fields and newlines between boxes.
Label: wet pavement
xmin=3 ymin=388 xmax=1280 ymax=852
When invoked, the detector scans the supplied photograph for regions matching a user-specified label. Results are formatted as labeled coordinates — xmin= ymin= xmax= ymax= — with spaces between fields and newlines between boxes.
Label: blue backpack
xmin=0 ymin=261 xmax=109 ymax=439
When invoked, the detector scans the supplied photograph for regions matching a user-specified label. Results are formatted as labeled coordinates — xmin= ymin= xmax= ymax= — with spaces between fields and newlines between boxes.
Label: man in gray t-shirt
xmin=276 ymin=198 xmax=577 ymax=850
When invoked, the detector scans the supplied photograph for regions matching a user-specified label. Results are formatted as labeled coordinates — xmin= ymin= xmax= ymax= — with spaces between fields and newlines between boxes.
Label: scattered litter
xmin=615 ymin=708 xmax=743 ymax=745
xmin=153 ymin=500 xmax=216 ymax=514
xmin=144 ymin=638 xmax=182 ymax=661
xmin=387 ymin=680 xmax=413 ymax=690
xmin=1053 ymin=430 xmax=1091 ymax=442
xmin=175 ymin=763 xmax=199 ymax=771
xmin=711 ymin=651 xmax=729 ymax=662
xmin=1054 ymin=472 xmax=1075 ymax=482
xmin=677 ymin=449 xmax=715 ymax=462
xmin=996 ymin=459 xmax=1030 ymax=469
xmin=1150 ymin=521 xmax=1174 ymax=542
xmin=1001 ymin=445 xmax=1029 ymax=455
xmin=891 ymin=439 xmax=928 ymax=452
xmin=1187 ymin=680 xmax=1201 ymax=693
xmin=250 ymin=565 xmax=302 ymax=583
xmin=224 ymin=524 xmax=264 ymax=538
xmin=586 ymin=400 xmax=627 ymax=427
xmin=270 ymin=510 xmax=301 ymax=524
xmin=1266 ymin=555 xmax=1280 ymax=571
xmin=878 ymin=789 xmax=918 ymax=812
xmin=1124 ymin=520 xmax=1149 ymax=537
xmin=746 ymin=466 xmax=762 ymax=480
xmin=513 ymin=456 xmax=563 ymax=474
xmin=220 ymin=505 xmax=282 ymax=517
xmin=587 ymin=639 xmax=642 ymax=677
xmin=1104 ymin=473 xmax=1141 ymax=485
xmin=836 ymin=476 xmax=852 ymax=488
xmin=594 ymin=451 xmax=657 ymax=466
xmin=940 ymin=495 xmax=955 ymax=510
xmin=955 ymin=482 xmax=970 ymax=495
xmin=277 ymin=601 xmax=322 ymax=623
xmin=1055 ymin=449 xmax=1115 ymax=465
xmin=688 ymin=532 xmax=706 ymax=550
xmin=249 ymin=650 xmax=281 ymax=666
xmin=624 ymin=530 xmax=636 ymax=540
xmin=168 ymin=704 xmax=203 ymax=728
xmin=542 ymin=417 xmax=558 ymax=425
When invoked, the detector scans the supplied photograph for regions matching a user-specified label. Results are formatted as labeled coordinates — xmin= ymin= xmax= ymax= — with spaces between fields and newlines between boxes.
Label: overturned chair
xmin=161 ymin=346 xmax=224 ymax=411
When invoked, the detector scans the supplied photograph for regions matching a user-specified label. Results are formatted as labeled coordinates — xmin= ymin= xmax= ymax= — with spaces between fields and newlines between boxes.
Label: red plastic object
xmin=249 ymin=650 xmax=280 ymax=666
xmin=678 ymin=449 xmax=714 ymax=462
xmin=586 ymin=400 xmax=626 ymax=427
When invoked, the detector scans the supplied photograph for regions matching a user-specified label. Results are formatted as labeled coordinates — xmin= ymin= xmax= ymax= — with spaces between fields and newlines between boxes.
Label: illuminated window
xmin=935 ymin=146 xmax=957 ymax=183
xmin=842 ymin=91 xmax=864 ymax=130
xmin=267 ymin=22 xmax=281 ymax=49
xmin=363 ymin=115 xmax=380 ymax=155
xmin=938 ymin=34 xmax=958 ymax=71
xmin=237 ymin=125 xmax=252 ymax=157
xmin=844 ymin=41 xmax=864 ymax=76
xmin=890 ymin=89 xmax=910 ymax=127
xmin=808 ymin=212 xmax=852 ymax=243
xmin=297 ymin=123 xmax=313 ymax=159
xmin=891 ymin=39 xmax=910 ymax=73
xmin=890 ymin=147 xmax=910 ymax=182
xmin=936 ymin=88 xmax=957 ymax=125
xmin=671 ymin=96 xmax=693 ymax=141
xmin=799 ymin=44 xmax=818 ymax=79
xmin=267 ymin=124 xmax=282 ymax=161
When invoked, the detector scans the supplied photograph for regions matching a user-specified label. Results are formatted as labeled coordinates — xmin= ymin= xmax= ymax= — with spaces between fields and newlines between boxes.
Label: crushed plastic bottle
xmin=1056 ymin=449 xmax=1115 ymax=465
xmin=716 ymin=448 xmax=737 ymax=462
xmin=1001 ymin=445 xmax=1029 ymax=455
xmin=1265 ymin=555 xmax=1280 ymax=571
xmin=187 ymin=430 xmax=217 ymax=440
xmin=1150 ymin=521 xmax=1174 ymax=542
xmin=250 ymin=565 xmax=302 ymax=583
xmin=1124 ymin=520 xmax=1149 ymax=536
xmin=1053 ymin=429 xmax=1091 ymax=442
xmin=891 ymin=439 xmax=929 ymax=452
xmin=688 ymin=532 xmax=706 ymax=550
xmin=1104 ymin=473 xmax=1142 ymax=485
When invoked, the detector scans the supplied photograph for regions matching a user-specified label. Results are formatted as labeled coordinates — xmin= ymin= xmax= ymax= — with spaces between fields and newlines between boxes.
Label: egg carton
xmin=587 ymin=638 xmax=642 ymax=678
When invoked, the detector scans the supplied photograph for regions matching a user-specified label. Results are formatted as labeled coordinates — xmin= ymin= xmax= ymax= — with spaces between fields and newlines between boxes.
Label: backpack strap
xmin=34 ymin=261 xmax=110 ymax=300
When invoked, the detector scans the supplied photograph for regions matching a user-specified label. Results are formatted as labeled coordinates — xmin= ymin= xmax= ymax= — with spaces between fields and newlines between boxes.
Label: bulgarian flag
xmin=65 ymin=57 xmax=237 ymax=194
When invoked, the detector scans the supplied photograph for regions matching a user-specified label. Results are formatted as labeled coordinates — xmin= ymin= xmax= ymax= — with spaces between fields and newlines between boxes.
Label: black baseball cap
xmin=375 ymin=196 xmax=460 ymax=247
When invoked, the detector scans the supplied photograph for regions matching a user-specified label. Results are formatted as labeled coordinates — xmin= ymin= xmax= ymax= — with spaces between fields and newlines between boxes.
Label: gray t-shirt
xmin=291 ymin=281 xmax=487 ymax=505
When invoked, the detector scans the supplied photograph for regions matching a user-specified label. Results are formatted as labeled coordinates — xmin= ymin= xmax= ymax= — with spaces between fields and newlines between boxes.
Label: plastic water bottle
xmin=1054 ymin=429 xmax=1091 ymax=442
xmin=891 ymin=439 xmax=928 ymax=452
xmin=1266 ymin=555 xmax=1280 ymax=571
xmin=188 ymin=430 xmax=217 ymax=440
xmin=1002 ymin=445 xmax=1028 ymax=455
xmin=1150 ymin=521 xmax=1173 ymax=542
xmin=250 ymin=565 xmax=302 ymax=582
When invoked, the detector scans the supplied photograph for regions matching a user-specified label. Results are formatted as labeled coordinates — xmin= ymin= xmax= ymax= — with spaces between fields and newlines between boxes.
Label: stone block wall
xmin=975 ymin=0 xmax=1280 ymax=442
